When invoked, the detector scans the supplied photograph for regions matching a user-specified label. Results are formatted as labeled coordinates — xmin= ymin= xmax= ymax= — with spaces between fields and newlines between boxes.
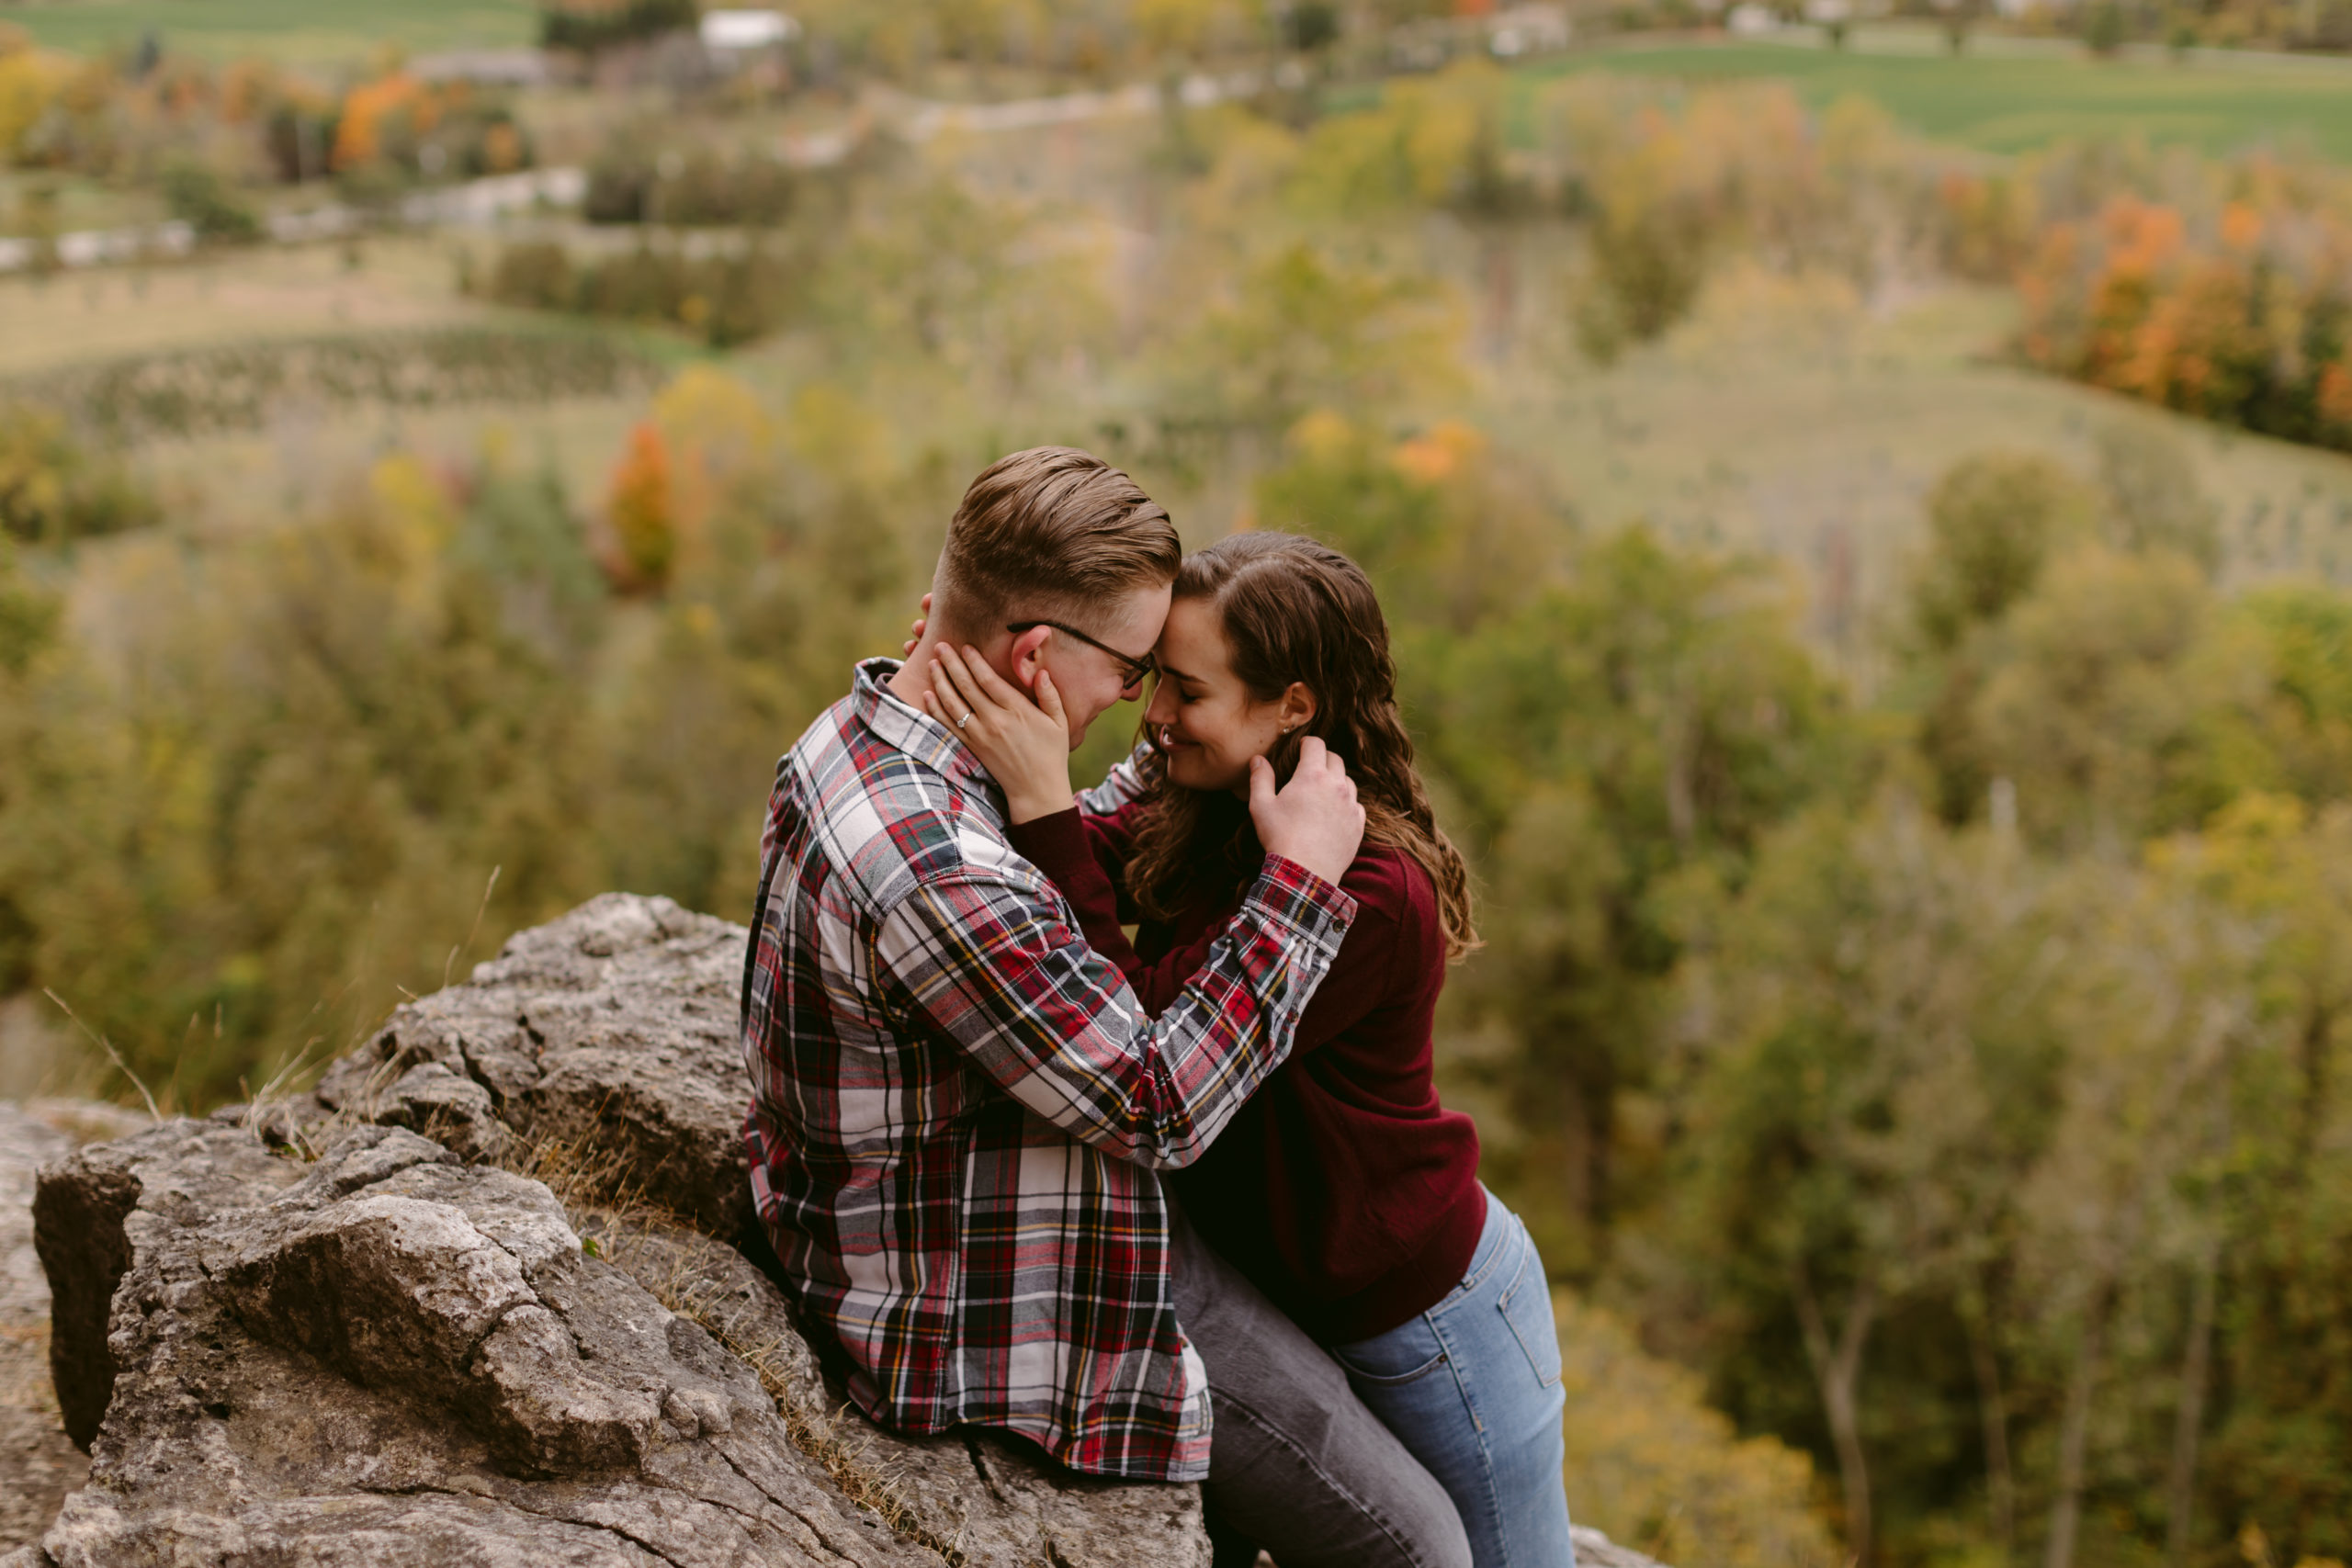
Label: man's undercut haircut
xmin=935 ymin=446 xmax=1178 ymax=635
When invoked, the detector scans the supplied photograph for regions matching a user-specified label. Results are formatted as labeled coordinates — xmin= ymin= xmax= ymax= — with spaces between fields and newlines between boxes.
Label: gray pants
xmin=1170 ymin=1205 xmax=1474 ymax=1568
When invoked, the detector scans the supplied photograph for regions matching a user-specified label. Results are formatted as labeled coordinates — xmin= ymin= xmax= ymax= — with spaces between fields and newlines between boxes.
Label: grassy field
xmin=0 ymin=236 xmax=679 ymax=535
xmin=1520 ymin=30 xmax=2352 ymax=160
xmin=2 ymin=0 xmax=537 ymax=65
xmin=1489 ymin=262 xmax=2352 ymax=692
xmin=0 ymin=239 xmax=489 ymax=376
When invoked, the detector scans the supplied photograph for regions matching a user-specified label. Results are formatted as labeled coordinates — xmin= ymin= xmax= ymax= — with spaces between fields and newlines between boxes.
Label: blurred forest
xmin=6 ymin=6 xmax=2352 ymax=1568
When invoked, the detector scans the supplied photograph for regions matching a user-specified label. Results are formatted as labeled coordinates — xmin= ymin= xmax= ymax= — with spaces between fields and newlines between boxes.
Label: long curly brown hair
xmin=1125 ymin=532 xmax=1480 ymax=963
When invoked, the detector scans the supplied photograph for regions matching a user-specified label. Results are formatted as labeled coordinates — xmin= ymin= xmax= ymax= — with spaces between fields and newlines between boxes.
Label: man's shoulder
xmin=783 ymin=704 xmax=1034 ymax=920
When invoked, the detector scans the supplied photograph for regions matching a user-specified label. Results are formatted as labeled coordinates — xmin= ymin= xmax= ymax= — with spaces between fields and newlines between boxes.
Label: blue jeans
xmin=1329 ymin=1191 xmax=1576 ymax=1568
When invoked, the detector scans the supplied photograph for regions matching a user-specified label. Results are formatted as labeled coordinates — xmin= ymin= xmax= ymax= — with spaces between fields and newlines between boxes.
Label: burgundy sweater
xmin=1008 ymin=793 xmax=1485 ymax=1346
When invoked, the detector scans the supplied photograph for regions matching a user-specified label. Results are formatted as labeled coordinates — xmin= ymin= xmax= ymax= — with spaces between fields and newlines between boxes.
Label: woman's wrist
xmin=1005 ymin=789 xmax=1078 ymax=825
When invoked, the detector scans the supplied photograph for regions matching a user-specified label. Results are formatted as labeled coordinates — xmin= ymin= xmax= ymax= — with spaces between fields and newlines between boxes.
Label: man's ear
xmin=1007 ymin=625 xmax=1055 ymax=694
xmin=1278 ymin=682 xmax=1318 ymax=731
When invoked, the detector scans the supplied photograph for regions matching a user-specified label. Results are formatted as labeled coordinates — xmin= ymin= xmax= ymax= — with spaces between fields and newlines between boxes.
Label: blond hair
xmin=933 ymin=446 xmax=1178 ymax=636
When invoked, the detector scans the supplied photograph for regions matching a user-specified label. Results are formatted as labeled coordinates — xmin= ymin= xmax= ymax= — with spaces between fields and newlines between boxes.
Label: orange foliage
xmin=2015 ymin=190 xmax=2352 ymax=451
xmin=605 ymin=423 xmax=678 ymax=594
xmin=331 ymin=73 xmax=436 ymax=170
xmin=2222 ymin=200 xmax=2265 ymax=253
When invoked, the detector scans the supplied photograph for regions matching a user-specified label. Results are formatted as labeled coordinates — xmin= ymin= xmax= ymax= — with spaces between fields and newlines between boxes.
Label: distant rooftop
xmin=700 ymin=10 xmax=799 ymax=51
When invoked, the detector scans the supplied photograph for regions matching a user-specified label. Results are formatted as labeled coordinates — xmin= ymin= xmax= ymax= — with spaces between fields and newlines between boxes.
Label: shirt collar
xmin=849 ymin=657 xmax=999 ymax=796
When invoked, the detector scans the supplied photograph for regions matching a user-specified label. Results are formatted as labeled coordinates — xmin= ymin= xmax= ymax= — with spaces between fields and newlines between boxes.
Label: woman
xmin=920 ymin=532 xmax=1577 ymax=1568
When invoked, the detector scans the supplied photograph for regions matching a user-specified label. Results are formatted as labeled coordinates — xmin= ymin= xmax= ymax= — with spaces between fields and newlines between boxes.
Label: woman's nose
xmin=1143 ymin=683 xmax=1174 ymax=726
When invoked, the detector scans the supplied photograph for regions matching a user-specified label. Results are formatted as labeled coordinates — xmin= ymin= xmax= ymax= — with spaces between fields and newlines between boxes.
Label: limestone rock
xmin=26 ymin=1115 xmax=1206 ymax=1566
xmin=314 ymin=894 xmax=752 ymax=1239
xmin=590 ymin=1222 xmax=1217 ymax=1568
xmin=2 ymin=1100 xmax=147 ymax=1554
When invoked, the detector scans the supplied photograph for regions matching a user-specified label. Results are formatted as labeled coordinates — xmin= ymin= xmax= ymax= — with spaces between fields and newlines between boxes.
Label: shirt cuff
xmin=1248 ymin=853 xmax=1359 ymax=958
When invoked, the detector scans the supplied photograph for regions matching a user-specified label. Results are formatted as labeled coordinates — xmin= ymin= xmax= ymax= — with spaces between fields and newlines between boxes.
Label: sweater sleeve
xmin=1009 ymin=808 xmax=1406 ymax=1055
xmin=1005 ymin=807 xmax=1143 ymax=976
xmin=1076 ymin=744 xmax=1159 ymax=921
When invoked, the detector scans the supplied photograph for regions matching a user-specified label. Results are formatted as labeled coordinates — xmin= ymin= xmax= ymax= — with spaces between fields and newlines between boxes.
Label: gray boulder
xmin=27 ymin=1115 xmax=1207 ymax=1567
xmin=313 ymin=894 xmax=752 ymax=1239
xmin=3 ymin=1100 xmax=148 ymax=1556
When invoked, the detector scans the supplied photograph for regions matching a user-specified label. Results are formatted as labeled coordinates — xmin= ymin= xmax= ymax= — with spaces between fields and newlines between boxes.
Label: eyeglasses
xmin=1006 ymin=620 xmax=1157 ymax=690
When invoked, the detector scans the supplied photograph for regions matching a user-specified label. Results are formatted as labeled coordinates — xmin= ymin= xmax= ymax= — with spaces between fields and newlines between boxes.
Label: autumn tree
xmin=1424 ymin=527 xmax=1856 ymax=1269
xmin=1668 ymin=798 xmax=2055 ymax=1566
xmin=605 ymin=422 xmax=679 ymax=593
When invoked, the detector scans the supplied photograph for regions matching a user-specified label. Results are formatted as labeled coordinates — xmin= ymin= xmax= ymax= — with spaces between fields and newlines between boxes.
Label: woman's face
xmin=1141 ymin=596 xmax=1313 ymax=794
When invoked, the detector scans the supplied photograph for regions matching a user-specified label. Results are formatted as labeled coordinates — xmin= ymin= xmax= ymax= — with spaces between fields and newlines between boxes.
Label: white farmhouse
xmin=699 ymin=9 xmax=800 ymax=54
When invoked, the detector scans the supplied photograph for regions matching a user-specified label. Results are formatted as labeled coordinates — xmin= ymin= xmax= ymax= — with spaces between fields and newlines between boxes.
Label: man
xmin=741 ymin=446 xmax=1471 ymax=1567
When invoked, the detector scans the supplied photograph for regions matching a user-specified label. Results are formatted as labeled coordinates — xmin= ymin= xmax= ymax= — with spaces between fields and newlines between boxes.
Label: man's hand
xmin=1248 ymin=738 xmax=1364 ymax=887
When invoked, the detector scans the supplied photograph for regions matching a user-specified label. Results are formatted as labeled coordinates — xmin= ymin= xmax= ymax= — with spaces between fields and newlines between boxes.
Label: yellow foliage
xmin=367 ymin=455 xmax=457 ymax=610
xmin=2146 ymin=790 xmax=2307 ymax=904
xmin=0 ymin=405 xmax=70 ymax=526
xmin=1290 ymin=62 xmax=1502 ymax=214
xmin=369 ymin=454 xmax=454 ymax=542
xmin=785 ymin=382 xmax=890 ymax=491
xmin=1131 ymin=0 xmax=1259 ymax=58
xmin=1286 ymin=408 xmax=1358 ymax=464
xmin=1554 ymin=1293 xmax=1840 ymax=1568
xmin=0 ymin=48 xmax=66 ymax=161
xmin=652 ymin=367 xmax=774 ymax=531
xmin=656 ymin=367 xmax=773 ymax=458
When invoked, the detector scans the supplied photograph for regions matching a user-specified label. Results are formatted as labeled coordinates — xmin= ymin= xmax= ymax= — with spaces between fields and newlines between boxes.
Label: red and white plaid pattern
xmin=741 ymin=660 xmax=1355 ymax=1481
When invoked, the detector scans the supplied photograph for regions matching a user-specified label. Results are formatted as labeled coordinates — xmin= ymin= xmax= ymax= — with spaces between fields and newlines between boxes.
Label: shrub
xmin=2086 ymin=0 xmax=2131 ymax=53
xmin=0 ymin=534 xmax=56 ymax=675
xmin=0 ymin=403 xmax=160 ymax=547
xmin=0 ymin=331 xmax=668 ymax=445
xmin=487 ymin=239 xmax=578 ymax=310
xmin=586 ymin=144 xmax=797 ymax=228
xmin=541 ymin=0 xmax=700 ymax=53
xmin=160 ymin=156 xmax=264 ymax=243
xmin=478 ymin=237 xmax=796 ymax=347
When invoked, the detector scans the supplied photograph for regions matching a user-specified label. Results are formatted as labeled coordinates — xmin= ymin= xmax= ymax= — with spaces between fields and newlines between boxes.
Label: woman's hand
xmin=1248 ymin=738 xmax=1364 ymax=886
xmin=925 ymin=643 xmax=1077 ymax=824
xmin=901 ymin=592 xmax=933 ymax=656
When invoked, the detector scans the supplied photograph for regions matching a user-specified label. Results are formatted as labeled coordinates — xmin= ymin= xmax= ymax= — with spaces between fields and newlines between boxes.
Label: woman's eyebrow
xmin=1156 ymin=661 xmax=1201 ymax=684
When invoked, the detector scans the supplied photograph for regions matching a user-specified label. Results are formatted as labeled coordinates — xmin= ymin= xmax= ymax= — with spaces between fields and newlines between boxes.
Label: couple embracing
xmin=741 ymin=446 xmax=1577 ymax=1567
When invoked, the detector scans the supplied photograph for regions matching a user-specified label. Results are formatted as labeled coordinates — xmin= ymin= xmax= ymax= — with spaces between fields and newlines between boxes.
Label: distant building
xmin=699 ymin=9 xmax=800 ymax=54
xmin=1388 ymin=4 xmax=1570 ymax=70
xmin=1487 ymin=5 xmax=1571 ymax=56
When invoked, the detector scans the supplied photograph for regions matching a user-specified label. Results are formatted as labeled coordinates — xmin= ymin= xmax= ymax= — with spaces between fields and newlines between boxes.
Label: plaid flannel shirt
xmin=741 ymin=659 xmax=1357 ymax=1482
